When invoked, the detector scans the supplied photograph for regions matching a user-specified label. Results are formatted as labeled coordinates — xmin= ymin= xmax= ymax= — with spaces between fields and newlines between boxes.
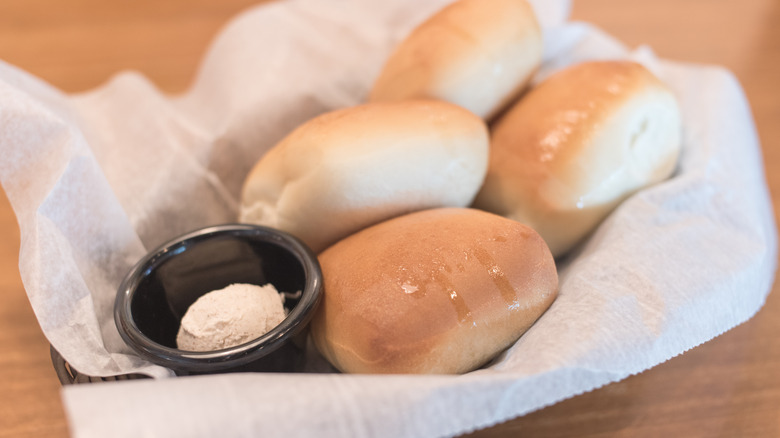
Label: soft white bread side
xmin=239 ymin=100 xmax=489 ymax=253
xmin=473 ymin=60 xmax=683 ymax=257
xmin=311 ymin=208 xmax=558 ymax=374
xmin=369 ymin=0 xmax=542 ymax=120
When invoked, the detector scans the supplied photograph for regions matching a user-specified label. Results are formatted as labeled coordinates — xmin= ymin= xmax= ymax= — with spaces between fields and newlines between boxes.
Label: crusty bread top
xmin=474 ymin=60 xmax=682 ymax=256
xmin=312 ymin=208 xmax=558 ymax=374
xmin=369 ymin=0 xmax=542 ymax=119
xmin=490 ymin=61 xmax=676 ymax=194
xmin=242 ymin=99 xmax=488 ymax=195
xmin=240 ymin=99 xmax=489 ymax=252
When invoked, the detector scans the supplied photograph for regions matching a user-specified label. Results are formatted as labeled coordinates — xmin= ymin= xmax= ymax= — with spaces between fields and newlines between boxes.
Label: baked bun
xmin=240 ymin=100 xmax=489 ymax=253
xmin=369 ymin=0 xmax=542 ymax=120
xmin=474 ymin=60 xmax=683 ymax=257
xmin=311 ymin=208 xmax=558 ymax=374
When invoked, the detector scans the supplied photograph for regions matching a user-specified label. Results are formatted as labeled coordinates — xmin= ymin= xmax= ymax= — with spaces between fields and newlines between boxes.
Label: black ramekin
xmin=114 ymin=224 xmax=323 ymax=374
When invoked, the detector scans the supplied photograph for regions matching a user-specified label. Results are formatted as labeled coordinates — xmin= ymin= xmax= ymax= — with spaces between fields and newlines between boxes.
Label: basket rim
xmin=49 ymin=345 xmax=149 ymax=385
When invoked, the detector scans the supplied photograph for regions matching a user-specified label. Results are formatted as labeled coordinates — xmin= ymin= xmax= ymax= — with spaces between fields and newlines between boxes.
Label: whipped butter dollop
xmin=176 ymin=283 xmax=286 ymax=351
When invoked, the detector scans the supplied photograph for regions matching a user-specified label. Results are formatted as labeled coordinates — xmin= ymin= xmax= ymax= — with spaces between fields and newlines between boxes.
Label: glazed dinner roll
xmin=311 ymin=208 xmax=558 ymax=374
xmin=369 ymin=0 xmax=542 ymax=120
xmin=474 ymin=60 xmax=683 ymax=258
xmin=240 ymin=100 xmax=489 ymax=253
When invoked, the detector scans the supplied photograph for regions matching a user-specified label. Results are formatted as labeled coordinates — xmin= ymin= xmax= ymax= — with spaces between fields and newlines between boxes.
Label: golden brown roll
xmin=473 ymin=60 xmax=683 ymax=257
xmin=369 ymin=0 xmax=542 ymax=120
xmin=239 ymin=100 xmax=489 ymax=253
xmin=311 ymin=208 xmax=558 ymax=374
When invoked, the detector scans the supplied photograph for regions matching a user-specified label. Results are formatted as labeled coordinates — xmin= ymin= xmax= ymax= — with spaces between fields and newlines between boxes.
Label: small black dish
xmin=114 ymin=224 xmax=323 ymax=375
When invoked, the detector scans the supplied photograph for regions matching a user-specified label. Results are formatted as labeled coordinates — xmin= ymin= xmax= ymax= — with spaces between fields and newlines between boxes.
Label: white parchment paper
xmin=0 ymin=0 xmax=776 ymax=436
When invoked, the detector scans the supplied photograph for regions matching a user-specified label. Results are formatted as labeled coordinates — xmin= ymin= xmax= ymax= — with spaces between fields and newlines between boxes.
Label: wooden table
xmin=1 ymin=1 xmax=778 ymax=436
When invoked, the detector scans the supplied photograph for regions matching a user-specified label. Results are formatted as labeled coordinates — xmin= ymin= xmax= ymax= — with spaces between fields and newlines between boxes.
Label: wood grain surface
xmin=1 ymin=1 xmax=778 ymax=437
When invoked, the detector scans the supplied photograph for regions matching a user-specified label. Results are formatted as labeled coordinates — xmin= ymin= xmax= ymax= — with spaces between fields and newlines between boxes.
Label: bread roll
xmin=311 ymin=208 xmax=558 ymax=374
xmin=369 ymin=0 xmax=542 ymax=120
xmin=240 ymin=100 xmax=489 ymax=253
xmin=474 ymin=60 xmax=683 ymax=257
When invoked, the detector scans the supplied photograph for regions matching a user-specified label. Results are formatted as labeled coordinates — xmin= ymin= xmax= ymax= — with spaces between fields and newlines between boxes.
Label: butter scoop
xmin=176 ymin=283 xmax=286 ymax=352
